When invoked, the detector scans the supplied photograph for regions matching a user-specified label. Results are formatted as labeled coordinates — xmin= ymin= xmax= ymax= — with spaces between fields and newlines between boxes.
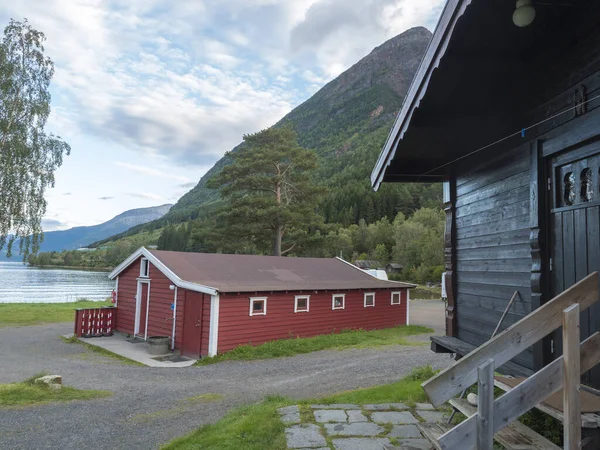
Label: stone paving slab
xmin=325 ymin=422 xmax=384 ymax=436
xmin=363 ymin=403 xmax=408 ymax=411
xmin=396 ymin=438 xmax=434 ymax=449
xmin=285 ymin=424 xmax=327 ymax=448
xmin=332 ymin=437 xmax=392 ymax=450
xmin=415 ymin=410 xmax=446 ymax=423
xmin=314 ymin=409 xmax=347 ymax=423
xmin=279 ymin=405 xmax=300 ymax=415
xmin=347 ymin=410 xmax=368 ymax=423
xmin=389 ymin=424 xmax=423 ymax=439
xmin=371 ymin=411 xmax=419 ymax=424
xmin=311 ymin=404 xmax=360 ymax=409
xmin=414 ymin=403 xmax=435 ymax=411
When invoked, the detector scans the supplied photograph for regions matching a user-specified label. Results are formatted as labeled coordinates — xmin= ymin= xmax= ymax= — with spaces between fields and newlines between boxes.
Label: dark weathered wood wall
xmin=450 ymin=2 xmax=600 ymax=373
xmin=454 ymin=147 xmax=533 ymax=369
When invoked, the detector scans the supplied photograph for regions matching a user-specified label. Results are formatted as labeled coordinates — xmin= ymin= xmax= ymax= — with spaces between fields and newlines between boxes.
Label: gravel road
xmin=0 ymin=301 xmax=449 ymax=450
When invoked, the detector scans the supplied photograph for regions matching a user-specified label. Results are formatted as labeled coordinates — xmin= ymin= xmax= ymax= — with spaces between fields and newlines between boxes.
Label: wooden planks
xmin=417 ymin=423 xmax=448 ymax=450
xmin=448 ymin=398 xmax=561 ymax=450
xmin=439 ymin=332 xmax=600 ymax=449
xmin=477 ymin=359 xmax=494 ymax=450
xmin=423 ymin=272 xmax=599 ymax=407
xmin=563 ymin=304 xmax=582 ymax=449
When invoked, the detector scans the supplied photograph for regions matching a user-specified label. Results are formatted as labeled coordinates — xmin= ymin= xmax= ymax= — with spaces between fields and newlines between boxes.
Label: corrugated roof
xmin=148 ymin=250 xmax=413 ymax=293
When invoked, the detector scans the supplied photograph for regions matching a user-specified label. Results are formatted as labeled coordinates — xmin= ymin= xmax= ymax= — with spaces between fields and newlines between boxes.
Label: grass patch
xmin=318 ymin=365 xmax=437 ymax=407
xmin=164 ymin=367 xmax=438 ymax=450
xmin=0 ymin=372 xmax=111 ymax=407
xmin=61 ymin=336 xmax=144 ymax=366
xmin=196 ymin=325 xmax=433 ymax=366
xmin=0 ymin=300 xmax=112 ymax=327
xmin=163 ymin=395 xmax=289 ymax=450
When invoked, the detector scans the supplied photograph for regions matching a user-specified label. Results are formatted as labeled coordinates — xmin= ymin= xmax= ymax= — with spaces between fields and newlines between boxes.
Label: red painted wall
xmin=114 ymin=259 xmax=139 ymax=334
xmin=115 ymin=257 xmax=181 ymax=345
xmin=217 ymin=288 xmax=408 ymax=353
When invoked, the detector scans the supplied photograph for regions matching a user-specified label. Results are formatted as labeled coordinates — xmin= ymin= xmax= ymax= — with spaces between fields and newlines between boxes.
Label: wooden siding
xmin=115 ymin=258 xmax=140 ymax=335
xmin=217 ymin=288 xmax=407 ymax=353
xmin=200 ymin=294 xmax=211 ymax=356
xmin=145 ymin=262 xmax=177 ymax=340
xmin=455 ymin=147 xmax=533 ymax=369
xmin=115 ymin=257 xmax=181 ymax=345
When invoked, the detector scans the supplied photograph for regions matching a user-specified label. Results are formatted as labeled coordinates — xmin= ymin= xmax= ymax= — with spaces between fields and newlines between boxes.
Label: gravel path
xmin=0 ymin=304 xmax=450 ymax=450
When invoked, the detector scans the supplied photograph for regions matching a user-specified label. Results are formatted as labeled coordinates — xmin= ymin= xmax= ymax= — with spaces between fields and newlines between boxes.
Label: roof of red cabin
xmin=146 ymin=249 xmax=413 ymax=293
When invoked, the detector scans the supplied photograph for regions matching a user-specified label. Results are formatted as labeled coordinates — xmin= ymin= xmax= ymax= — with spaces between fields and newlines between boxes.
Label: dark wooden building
xmin=372 ymin=0 xmax=600 ymax=386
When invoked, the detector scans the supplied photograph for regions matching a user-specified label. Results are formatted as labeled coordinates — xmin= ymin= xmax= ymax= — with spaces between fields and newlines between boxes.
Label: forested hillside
xmin=58 ymin=27 xmax=443 ymax=281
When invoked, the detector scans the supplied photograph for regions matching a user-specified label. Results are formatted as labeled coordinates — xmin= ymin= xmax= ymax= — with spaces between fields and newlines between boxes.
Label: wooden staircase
xmin=418 ymin=272 xmax=600 ymax=449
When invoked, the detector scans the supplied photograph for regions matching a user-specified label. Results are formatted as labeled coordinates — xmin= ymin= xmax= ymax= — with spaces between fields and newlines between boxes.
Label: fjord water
xmin=0 ymin=262 xmax=114 ymax=303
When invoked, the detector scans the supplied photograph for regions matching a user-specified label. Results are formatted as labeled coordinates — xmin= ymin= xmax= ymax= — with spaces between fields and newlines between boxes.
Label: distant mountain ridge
xmin=0 ymin=204 xmax=172 ymax=259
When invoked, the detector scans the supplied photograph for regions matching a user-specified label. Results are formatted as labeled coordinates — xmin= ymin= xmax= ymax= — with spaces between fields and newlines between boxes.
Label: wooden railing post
xmin=477 ymin=359 xmax=494 ymax=450
xmin=563 ymin=303 xmax=581 ymax=450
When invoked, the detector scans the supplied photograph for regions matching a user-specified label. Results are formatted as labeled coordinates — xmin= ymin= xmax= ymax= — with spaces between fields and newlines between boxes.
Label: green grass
xmin=0 ymin=300 xmax=112 ymax=327
xmin=195 ymin=325 xmax=432 ymax=366
xmin=61 ymin=335 xmax=144 ymax=366
xmin=163 ymin=366 xmax=437 ymax=450
xmin=0 ymin=373 xmax=112 ymax=407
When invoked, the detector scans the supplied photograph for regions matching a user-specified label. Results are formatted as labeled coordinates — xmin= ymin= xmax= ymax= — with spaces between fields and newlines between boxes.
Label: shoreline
xmin=27 ymin=264 xmax=114 ymax=272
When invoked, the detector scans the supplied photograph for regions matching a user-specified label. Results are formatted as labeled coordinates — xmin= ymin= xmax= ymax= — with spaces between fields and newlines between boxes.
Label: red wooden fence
xmin=74 ymin=307 xmax=116 ymax=338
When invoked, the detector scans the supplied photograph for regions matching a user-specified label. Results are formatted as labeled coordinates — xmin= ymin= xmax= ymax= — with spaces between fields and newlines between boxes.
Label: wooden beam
xmin=422 ymin=271 xmax=599 ymax=407
xmin=477 ymin=359 xmax=494 ymax=450
xmin=438 ymin=332 xmax=600 ymax=449
xmin=563 ymin=304 xmax=582 ymax=449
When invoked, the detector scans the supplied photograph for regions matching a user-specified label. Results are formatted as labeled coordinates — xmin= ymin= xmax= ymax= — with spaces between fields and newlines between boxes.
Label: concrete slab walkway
xmin=280 ymin=403 xmax=449 ymax=449
xmin=66 ymin=331 xmax=197 ymax=367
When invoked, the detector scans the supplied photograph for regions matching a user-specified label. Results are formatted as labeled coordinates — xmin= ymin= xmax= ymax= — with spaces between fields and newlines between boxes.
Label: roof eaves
xmin=370 ymin=0 xmax=473 ymax=190
xmin=109 ymin=247 xmax=218 ymax=296
xmin=334 ymin=257 xmax=416 ymax=288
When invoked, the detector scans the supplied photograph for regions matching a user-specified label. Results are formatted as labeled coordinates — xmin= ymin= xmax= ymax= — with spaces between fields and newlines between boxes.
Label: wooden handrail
xmin=422 ymin=271 xmax=599 ymax=407
xmin=437 ymin=331 xmax=600 ymax=449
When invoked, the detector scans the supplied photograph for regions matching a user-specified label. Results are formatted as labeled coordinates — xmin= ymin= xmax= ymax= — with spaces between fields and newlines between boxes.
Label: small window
xmin=249 ymin=297 xmax=267 ymax=316
xmin=391 ymin=292 xmax=402 ymax=305
xmin=295 ymin=295 xmax=310 ymax=313
xmin=564 ymin=172 xmax=575 ymax=206
xmin=332 ymin=294 xmax=345 ymax=310
xmin=364 ymin=292 xmax=375 ymax=307
xmin=581 ymin=168 xmax=593 ymax=202
xmin=140 ymin=258 xmax=149 ymax=278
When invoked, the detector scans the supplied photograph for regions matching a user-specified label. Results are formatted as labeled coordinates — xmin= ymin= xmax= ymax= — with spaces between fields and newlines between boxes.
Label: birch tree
xmin=0 ymin=19 xmax=70 ymax=257
xmin=209 ymin=126 xmax=323 ymax=256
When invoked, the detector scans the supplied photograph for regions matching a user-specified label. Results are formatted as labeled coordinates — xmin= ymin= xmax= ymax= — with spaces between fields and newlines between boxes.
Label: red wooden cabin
xmin=108 ymin=247 xmax=414 ymax=358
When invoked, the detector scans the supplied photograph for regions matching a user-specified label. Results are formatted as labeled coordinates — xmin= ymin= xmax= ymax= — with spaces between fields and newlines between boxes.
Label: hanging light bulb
xmin=513 ymin=0 xmax=536 ymax=27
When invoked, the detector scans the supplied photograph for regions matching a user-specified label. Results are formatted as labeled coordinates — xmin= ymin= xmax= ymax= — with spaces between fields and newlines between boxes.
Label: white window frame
xmin=364 ymin=292 xmax=375 ymax=308
xmin=249 ymin=297 xmax=267 ymax=316
xmin=140 ymin=257 xmax=150 ymax=278
xmin=294 ymin=295 xmax=310 ymax=313
xmin=332 ymin=294 xmax=345 ymax=310
xmin=391 ymin=291 xmax=402 ymax=305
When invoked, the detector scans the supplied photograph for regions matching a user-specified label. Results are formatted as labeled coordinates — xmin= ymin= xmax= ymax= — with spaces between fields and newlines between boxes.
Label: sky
xmin=0 ymin=0 xmax=444 ymax=231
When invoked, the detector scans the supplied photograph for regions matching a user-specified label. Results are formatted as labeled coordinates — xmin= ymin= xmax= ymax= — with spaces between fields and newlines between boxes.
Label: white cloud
xmin=127 ymin=192 xmax=166 ymax=201
xmin=115 ymin=162 xmax=192 ymax=183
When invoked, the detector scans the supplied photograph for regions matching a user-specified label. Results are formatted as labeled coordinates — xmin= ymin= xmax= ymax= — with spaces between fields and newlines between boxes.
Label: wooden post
xmin=563 ymin=303 xmax=581 ymax=450
xmin=477 ymin=359 xmax=494 ymax=450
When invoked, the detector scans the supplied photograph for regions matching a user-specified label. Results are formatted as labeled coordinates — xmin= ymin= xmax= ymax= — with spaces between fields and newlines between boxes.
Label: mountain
xmin=94 ymin=27 xmax=439 ymax=246
xmin=173 ymin=26 xmax=433 ymax=216
xmin=3 ymin=204 xmax=173 ymax=257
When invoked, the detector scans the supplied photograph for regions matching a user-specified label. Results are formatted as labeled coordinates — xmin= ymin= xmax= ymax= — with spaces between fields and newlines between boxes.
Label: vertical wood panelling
xmin=114 ymin=258 xmax=140 ymax=334
xmin=144 ymin=263 xmax=177 ymax=340
xmin=444 ymin=180 xmax=457 ymax=337
xmin=201 ymin=294 xmax=211 ymax=356
xmin=217 ymin=289 xmax=407 ymax=354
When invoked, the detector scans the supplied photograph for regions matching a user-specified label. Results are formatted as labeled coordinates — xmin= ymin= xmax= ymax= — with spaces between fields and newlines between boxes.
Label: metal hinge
xmin=547 ymin=177 xmax=552 ymax=191
xmin=551 ymin=339 xmax=554 ymax=354
xmin=549 ymin=257 xmax=553 ymax=272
